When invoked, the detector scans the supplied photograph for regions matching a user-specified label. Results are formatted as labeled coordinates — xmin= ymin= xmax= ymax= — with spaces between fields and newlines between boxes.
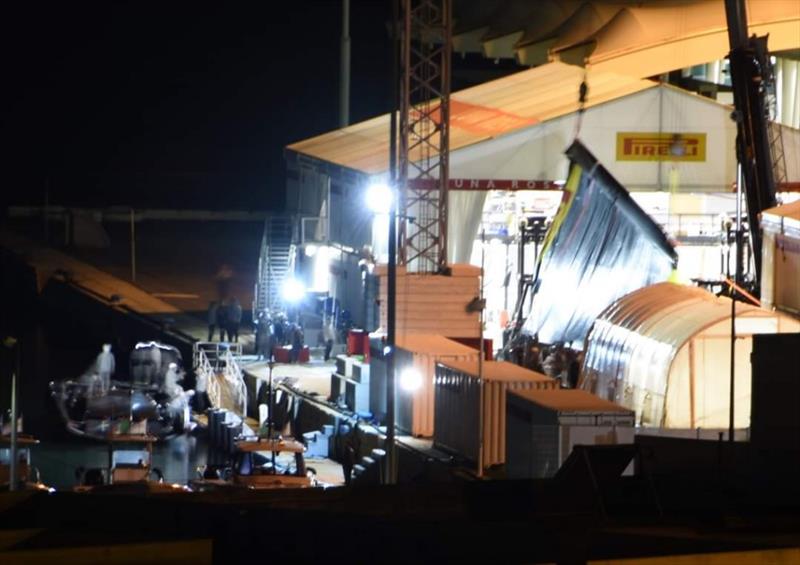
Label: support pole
xmin=4 ymin=337 xmax=19 ymax=491
xmin=268 ymin=359 xmax=276 ymax=469
xmin=43 ymin=178 xmax=50 ymax=244
xmin=130 ymin=209 xmax=137 ymax=283
xmin=477 ymin=231 xmax=485 ymax=477
xmin=386 ymin=0 xmax=399 ymax=485
xmin=339 ymin=0 xmax=351 ymax=128
xmin=730 ymin=163 xmax=743 ymax=442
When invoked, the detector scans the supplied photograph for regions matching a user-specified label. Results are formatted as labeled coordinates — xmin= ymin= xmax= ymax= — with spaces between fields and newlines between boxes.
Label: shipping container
xmin=506 ymin=388 xmax=635 ymax=479
xmin=434 ymin=360 xmax=556 ymax=471
xmin=761 ymin=201 xmax=800 ymax=316
xmin=370 ymin=335 xmax=480 ymax=437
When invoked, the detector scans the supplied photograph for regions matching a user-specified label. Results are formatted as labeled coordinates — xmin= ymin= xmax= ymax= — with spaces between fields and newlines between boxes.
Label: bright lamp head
xmin=282 ymin=278 xmax=306 ymax=304
xmin=399 ymin=367 xmax=423 ymax=392
xmin=366 ymin=183 xmax=393 ymax=214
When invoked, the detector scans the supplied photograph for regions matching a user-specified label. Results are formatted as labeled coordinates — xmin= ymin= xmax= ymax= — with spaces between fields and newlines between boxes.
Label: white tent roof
xmin=582 ymin=282 xmax=800 ymax=428
xmin=288 ymin=70 xmax=800 ymax=193
xmin=448 ymin=84 xmax=800 ymax=193
xmin=287 ymin=62 xmax=653 ymax=175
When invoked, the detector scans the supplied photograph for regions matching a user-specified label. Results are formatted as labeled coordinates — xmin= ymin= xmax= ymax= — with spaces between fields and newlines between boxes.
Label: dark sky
xmin=1 ymin=1 xmax=393 ymax=210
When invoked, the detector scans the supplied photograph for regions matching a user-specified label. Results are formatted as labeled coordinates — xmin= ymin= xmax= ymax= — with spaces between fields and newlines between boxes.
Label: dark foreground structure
xmin=3 ymin=432 xmax=800 ymax=564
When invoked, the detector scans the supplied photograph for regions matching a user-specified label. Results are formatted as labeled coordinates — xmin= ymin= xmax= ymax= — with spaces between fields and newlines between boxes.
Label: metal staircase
xmin=255 ymin=216 xmax=295 ymax=313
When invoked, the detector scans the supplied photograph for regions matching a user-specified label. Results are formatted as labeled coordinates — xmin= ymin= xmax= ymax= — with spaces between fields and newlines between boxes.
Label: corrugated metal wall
xmin=434 ymin=364 xmax=557 ymax=470
xmin=396 ymin=349 xmax=481 ymax=438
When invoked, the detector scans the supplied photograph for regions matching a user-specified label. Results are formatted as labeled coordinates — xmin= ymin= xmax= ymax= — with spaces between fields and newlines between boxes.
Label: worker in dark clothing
xmin=273 ymin=313 xmax=286 ymax=345
xmin=323 ymin=319 xmax=336 ymax=361
xmin=290 ymin=324 xmax=304 ymax=363
xmin=207 ymin=301 xmax=218 ymax=341
xmin=228 ymin=297 xmax=242 ymax=343
xmin=254 ymin=310 xmax=272 ymax=361
xmin=341 ymin=422 xmax=361 ymax=486
xmin=217 ymin=300 xmax=230 ymax=342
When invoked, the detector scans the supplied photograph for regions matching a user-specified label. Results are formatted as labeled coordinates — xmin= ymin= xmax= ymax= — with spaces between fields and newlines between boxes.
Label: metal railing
xmin=193 ymin=342 xmax=246 ymax=417
xmin=222 ymin=348 xmax=247 ymax=417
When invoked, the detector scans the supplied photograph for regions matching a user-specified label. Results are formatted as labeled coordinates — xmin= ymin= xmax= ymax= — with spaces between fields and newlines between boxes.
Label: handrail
xmin=194 ymin=341 xmax=247 ymax=417
xmin=222 ymin=349 xmax=248 ymax=417
xmin=196 ymin=347 xmax=221 ymax=411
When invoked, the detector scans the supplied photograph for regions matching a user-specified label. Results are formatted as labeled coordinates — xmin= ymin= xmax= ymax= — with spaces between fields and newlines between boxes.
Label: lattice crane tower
xmin=398 ymin=0 xmax=452 ymax=274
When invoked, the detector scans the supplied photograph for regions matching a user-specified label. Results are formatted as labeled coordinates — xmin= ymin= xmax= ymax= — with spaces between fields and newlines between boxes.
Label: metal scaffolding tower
xmin=398 ymin=0 xmax=452 ymax=274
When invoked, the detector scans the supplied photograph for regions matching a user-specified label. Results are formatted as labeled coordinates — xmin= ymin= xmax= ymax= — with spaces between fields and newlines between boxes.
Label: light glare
xmin=366 ymin=183 xmax=393 ymax=214
xmin=282 ymin=278 xmax=306 ymax=303
xmin=399 ymin=367 xmax=423 ymax=392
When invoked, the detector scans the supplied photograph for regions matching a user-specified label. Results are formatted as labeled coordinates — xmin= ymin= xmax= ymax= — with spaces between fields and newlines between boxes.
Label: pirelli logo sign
xmin=616 ymin=132 xmax=706 ymax=161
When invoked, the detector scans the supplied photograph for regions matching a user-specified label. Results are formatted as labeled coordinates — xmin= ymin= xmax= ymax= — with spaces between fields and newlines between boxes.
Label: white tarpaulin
xmin=447 ymin=190 xmax=486 ymax=264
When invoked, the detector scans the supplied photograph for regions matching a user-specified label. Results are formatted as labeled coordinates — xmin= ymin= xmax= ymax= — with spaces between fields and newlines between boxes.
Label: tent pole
xmin=688 ymin=340 xmax=696 ymax=430
xmin=729 ymin=163 xmax=743 ymax=442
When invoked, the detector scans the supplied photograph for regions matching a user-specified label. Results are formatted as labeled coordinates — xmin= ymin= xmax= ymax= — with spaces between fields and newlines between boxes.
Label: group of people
xmin=207 ymin=298 xmax=243 ymax=342
xmin=254 ymin=310 xmax=306 ymax=363
xmin=84 ymin=342 xmax=185 ymax=398
xmin=508 ymin=334 xmax=583 ymax=389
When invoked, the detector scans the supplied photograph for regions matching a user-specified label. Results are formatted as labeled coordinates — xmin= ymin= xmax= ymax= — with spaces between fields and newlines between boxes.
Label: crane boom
xmin=724 ymin=0 xmax=778 ymax=290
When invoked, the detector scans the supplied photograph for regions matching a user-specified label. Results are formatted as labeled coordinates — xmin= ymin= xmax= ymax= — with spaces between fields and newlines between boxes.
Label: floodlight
xmin=366 ymin=183 xmax=393 ymax=214
xmin=282 ymin=278 xmax=306 ymax=304
xmin=399 ymin=367 xmax=423 ymax=392
xmin=304 ymin=244 xmax=318 ymax=257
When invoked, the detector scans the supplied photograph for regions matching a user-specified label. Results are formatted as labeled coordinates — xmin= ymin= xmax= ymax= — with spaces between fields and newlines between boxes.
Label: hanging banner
xmin=616 ymin=132 xmax=706 ymax=161
xmin=524 ymin=140 xmax=678 ymax=348
xmin=409 ymin=178 xmax=563 ymax=191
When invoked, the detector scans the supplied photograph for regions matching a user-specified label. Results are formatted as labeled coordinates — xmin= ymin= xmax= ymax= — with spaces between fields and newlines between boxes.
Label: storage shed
xmin=434 ymin=360 xmax=556 ymax=471
xmin=761 ymin=201 xmax=800 ymax=316
xmin=506 ymin=388 xmax=635 ymax=479
xmin=581 ymin=282 xmax=800 ymax=430
xmin=369 ymin=335 xmax=481 ymax=437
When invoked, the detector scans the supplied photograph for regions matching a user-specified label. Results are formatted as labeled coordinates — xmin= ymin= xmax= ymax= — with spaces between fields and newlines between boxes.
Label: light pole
xmin=366 ymin=181 xmax=397 ymax=483
xmin=3 ymin=337 xmax=19 ymax=492
xmin=387 ymin=0 xmax=400 ymax=486
xmin=267 ymin=357 xmax=276 ymax=471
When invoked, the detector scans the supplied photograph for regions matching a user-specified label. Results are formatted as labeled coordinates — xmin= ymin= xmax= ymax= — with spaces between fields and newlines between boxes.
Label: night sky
xmin=1 ymin=1 xmax=393 ymax=211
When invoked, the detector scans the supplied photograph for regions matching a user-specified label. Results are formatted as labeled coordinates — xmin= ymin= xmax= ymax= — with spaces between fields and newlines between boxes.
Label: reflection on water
xmin=30 ymin=434 xmax=209 ymax=490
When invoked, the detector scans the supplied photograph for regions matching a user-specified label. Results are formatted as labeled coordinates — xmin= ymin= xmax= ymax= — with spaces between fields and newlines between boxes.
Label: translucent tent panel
xmin=582 ymin=282 xmax=800 ymax=429
xmin=524 ymin=141 xmax=677 ymax=348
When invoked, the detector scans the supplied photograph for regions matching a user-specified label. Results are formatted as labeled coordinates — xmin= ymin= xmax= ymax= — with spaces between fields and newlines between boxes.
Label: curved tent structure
xmin=581 ymin=282 xmax=800 ymax=430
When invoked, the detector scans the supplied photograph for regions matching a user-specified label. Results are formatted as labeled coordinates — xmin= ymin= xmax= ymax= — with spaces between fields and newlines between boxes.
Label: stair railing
xmin=222 ymin=348 xmax=248 ymax=417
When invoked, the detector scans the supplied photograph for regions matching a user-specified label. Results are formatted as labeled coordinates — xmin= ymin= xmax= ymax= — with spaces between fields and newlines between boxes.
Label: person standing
xmin=273 ymin=313 xmax=286 ymax=345
xmin=95 ymin=343 xmax=115 ymax=394
xmin=255 ymin=310 xmax=272 ymax=361
xmin=207 ymin=301 xmax=218 ymax=341
xmin=290 ymin=323 xmax=304 ymax=363
xmin=229 ymin=297 xmax=243 ymax=343
xmin=217 ymin=300 xmax=230 ymax=342
xmin=323 ymin=318 xmax=336 ymax=361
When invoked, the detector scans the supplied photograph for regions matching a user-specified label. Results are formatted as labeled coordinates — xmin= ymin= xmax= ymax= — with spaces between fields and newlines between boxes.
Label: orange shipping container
xmin=390 ymin=335 xmax=481 ymax=438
